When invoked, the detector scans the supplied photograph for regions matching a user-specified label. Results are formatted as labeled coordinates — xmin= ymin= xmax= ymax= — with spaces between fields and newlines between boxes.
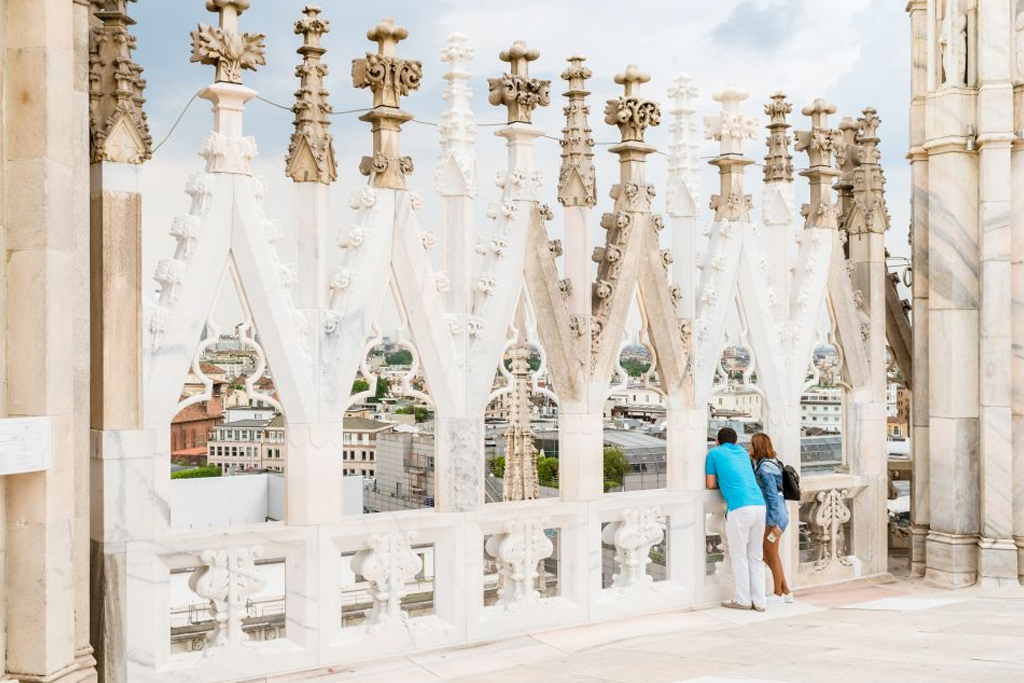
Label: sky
xmin=132 ymin=0 xmax=912 ymax=333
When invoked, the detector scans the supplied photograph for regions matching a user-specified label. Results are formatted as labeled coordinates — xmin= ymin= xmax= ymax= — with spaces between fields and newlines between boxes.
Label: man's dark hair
xmin=717 ymin=427 xmax=738 ymax=445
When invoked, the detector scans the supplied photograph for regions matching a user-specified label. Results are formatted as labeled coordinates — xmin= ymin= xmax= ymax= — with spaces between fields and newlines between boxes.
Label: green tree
xmin=368 ymin=376 xmax=391 ymax=403
xmin=351 ymin=378 xmax=370 ymax=395
xmin=413 ymin=406 xmax=431 ymax=423
xmin=385 ymin=349 xmax=413 ymax=366
xmin=620 ymin=358 xmax=651 ymax=378
xmin=602 ymin=446 xmax=630 ymax=491
xmin=489 ymin=456 xmax=505 ymax=478
xmin=171 ymin=465 xmax=223 ymax=480
xmin=537 ymin=456 xmax=559 ymax=487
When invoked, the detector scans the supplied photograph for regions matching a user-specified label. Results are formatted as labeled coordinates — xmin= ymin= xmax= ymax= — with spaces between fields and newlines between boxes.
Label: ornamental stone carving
xmin=503 ymin=346 xmax=540 ymax=501
xmin=601 ymin=507 xmax=664 ymax=589
xmin=187 ymin=545 xmax=267 ymax=649
xmin=666 ymin=74 xmax=700 ymax=217
xmin=484 ymin=519 xmax=554 ymax=609
xmin=351 ymin=532 xmax=423 ymax=632
xmin=604 ymin=65 xmax=661 ymax=143
xmin=842 ymin=108 xmax=890 ymax=236
xmin=352 ymin=18 xmax=422 ymax=189
xmin=705 ymin=87 xmax=756 ymax=223
xmin=190 ymin=0 xmax=267 ymax=85
xmin=803 ymin=488 xmax=854 ymax=571
xmin=487 ymin=41 xmax=551 ymax=124
xmin=89 ymin=0 xmax=153 ymax=163
xmin=558 ymin=55 xmax=597 ymax=207
xmin=763 ymin=92 xmax=793 ymax=183
xmin=795 ymin=98 xmax=843 ymax=229
xmin=286 ymin=5 xmax=337 ymax=184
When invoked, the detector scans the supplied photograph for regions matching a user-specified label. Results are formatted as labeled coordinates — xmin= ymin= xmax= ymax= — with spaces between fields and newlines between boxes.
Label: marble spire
xmin=286 ymin=4 xmax=337 ymax=184
xmin=89 ymin=0 xmax=153 ymax=163
xmin=557 ymin=55 xmax=596 ymax=207
xmin=795 ymin=98 xmax=844 ymax=229
xmin=704 ymin=86 xmax=756 ymax=222
xmin=190 ymin=0 xmax=267 ymax=85
xmin=436 ymin=33 xmax=477 ymax=197
xmin=487 ymin=41 xmax=551 ymax=124
xmin=763 ymin=92 xmax=793 ymax=183
xmin=503 ymin=346 xmax=540 ymax=501
xmin=352 ymin=18 xmax=423 ymax=189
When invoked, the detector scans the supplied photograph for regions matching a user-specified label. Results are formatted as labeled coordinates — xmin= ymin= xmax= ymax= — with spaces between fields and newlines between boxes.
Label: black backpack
xmin=758 ymin=457 xmax=801 ymax=501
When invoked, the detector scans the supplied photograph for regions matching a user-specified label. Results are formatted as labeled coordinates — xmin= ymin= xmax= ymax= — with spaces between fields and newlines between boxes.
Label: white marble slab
xmin=0 ymin=416 xmax=51 ymax=474
xmin=701 ymin=601 xmax=824 ymax=625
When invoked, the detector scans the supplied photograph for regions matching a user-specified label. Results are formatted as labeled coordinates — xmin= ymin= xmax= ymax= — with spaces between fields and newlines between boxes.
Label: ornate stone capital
xmin=763 ymin=91 xmax=793 ymax=183
xmin=286 ymin=4 xmax=336 ymax=184
xmin=557 ymin=55 xmax=596 ymax=207
xmin=487 ymin=41 xmax=551 ymax=124
xmin=190 ymin=0 xmax=266 ymax=85
xmin=352 ymin=18 xmax=422 ymax=189
xmin=604 ymin=65 xmax=661 ymax=143
xmin=89 ymin=0 xmax=152 ymax=163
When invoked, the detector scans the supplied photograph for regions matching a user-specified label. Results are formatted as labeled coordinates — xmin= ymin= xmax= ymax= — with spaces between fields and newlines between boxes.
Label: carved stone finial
xmin=352 ymin=17 xmax=422 ymax=189
xmin=557 ymin=55 xmax=596 ymax=207
xmin=190 ymin=0 xmax=266 ymax=84
xmin=795 ymin=98 xmax=843 ymax=228
xmin=487 ymin=41 xmax=551 ymax=124
xmin=436 ymin=33 xmax=477 ymax=197
xmin=89 ymin=0 xmax=153 ymax=163
xmin=666 ymin=74 xmax=700 ymax=216
xmin=842 ymin=107 xmax=889 ymax=235
xmin=763 ymin=91 xmax=793 ymax=183
xmin=704 ymin=86 xmax=756 ymax=222
xmin=604 ymin=65 xmax=660 ymax=143
xmin=286 ymin=5 xmax=336 ymax=184
xmin=503 ymin=344 xmax=539 ymax=502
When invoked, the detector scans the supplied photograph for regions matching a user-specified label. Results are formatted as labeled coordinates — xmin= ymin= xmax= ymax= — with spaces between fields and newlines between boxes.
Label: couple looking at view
xmin=705 ymin=428 xmax=793 ymax=611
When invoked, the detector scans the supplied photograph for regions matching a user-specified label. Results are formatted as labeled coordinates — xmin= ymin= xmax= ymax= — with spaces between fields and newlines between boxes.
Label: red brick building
xmin=171 ymin=395 xmax=223 ymax=465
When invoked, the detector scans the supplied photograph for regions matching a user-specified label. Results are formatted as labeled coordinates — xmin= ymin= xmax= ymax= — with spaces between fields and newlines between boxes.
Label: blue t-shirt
xmin=706 ymin=443 xmax=766 ymax=511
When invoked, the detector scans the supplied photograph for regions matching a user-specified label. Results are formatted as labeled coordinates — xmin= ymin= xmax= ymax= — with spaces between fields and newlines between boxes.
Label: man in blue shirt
xmin=706 ymin=427 xmax=767 ymax=611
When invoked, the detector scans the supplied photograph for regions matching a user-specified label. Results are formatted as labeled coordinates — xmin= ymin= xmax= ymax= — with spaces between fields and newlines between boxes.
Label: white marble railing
xmin=124 ymin=489 xmax=751 ymax=683
xmin=796 ymin=474 xmax=874 ymax=586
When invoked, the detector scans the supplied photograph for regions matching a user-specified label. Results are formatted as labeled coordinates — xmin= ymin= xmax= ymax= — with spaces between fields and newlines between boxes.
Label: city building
xmin=169 ymin=395 xmax=223 ymax=465
xmin=207 ymin=418 xmax=269 ymax=472
xmin=800 ymin=387 xmax=844 ymax=433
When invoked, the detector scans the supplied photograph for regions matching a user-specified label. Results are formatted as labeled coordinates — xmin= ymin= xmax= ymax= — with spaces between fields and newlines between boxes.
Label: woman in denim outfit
xmin=751 ymin=433 xmax=792 ymax=603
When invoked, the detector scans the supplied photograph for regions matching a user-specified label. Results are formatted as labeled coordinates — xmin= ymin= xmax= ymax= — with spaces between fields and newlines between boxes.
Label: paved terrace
xmin=303 ymin=574 xmax=1024 ymax=683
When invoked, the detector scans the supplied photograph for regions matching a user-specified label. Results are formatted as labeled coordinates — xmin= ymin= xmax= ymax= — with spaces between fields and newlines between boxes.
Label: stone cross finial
xmin=763 ymin=92 xmax=793 ymax=182
xmin=89 ymin=0 xmax=153 ymax=163
xmin=795 ymin=98 xmax=843 ymax=228
xmin=704 ymin=87 xmax=755 ymax=222
xmin=436 ymin=33 xmax=477 ymax=197
xmin=558 ymin=55 xmax=596 ymax=207
xmin=352 ymin=17 xmax=422 ymax=189
xmin=487 ymin=41 xmax=551 ymax=124
xmin=190 ymin=0 xmax=266 ymax=84
xmin=604 ymin=65 xmax=660 ymax=143
xmin=285 ymin=4 xmax=336 ymax=184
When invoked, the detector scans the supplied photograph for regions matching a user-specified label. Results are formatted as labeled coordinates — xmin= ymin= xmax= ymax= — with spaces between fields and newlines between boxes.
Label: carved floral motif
xmin=187 ymin=545 xmax=267 ymax=650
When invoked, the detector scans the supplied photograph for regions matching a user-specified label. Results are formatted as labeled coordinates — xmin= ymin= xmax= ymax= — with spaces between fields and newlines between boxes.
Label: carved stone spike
xmin=352 ymin=17 xmax=422 ymax=189
xmin=763 ymin=91 xmax=793 ymax=183
xmin=604 ymin=64 xmax=660 ymax=143
xmin=666 ymin=73 xmax=701 ymax=217
xmin=558 ymin=55 xmax=597 ymax=207
xmin=436 ymin=33 xmax=477 ymax=197
xmin=487 ymin=41 xmax=551 ymax=124
xmin=89 ymin=0 xmax=153 ymax=163
xmin=286 ymin=4 xmax=336 ymax=184
xmin=190 ymin=0 xmax=266 ymax=85
xmin=503 ymin=345 xmax=540 ymax=501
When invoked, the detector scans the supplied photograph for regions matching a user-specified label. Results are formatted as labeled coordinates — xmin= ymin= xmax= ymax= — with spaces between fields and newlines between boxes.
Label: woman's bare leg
xmin=762 ymin=527 xmax=789 ymax=595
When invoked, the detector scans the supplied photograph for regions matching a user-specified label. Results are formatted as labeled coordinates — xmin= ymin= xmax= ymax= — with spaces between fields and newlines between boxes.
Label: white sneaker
xmin=768 ymin=594 xmax=785 ymax=604
xmin=784 ymin=593 xmax=794 ymax=603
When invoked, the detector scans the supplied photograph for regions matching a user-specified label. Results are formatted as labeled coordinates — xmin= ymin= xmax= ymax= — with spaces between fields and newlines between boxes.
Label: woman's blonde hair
xmin=750 ymin=433 xmax=776 ymax=462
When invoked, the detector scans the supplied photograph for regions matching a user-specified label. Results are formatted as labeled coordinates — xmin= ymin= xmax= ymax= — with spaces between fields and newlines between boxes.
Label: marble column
xmin=907 ymin=0 xmax=931 ymax=576
xmin=974 ymin=0 xmax=1018 ymax=585
xmin=4 ymin=1 xmax=97 ymax=680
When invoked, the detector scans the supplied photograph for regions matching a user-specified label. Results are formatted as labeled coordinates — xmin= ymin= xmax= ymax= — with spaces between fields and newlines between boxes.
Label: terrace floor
xmin=302 ymin=563 xmax=1024 ymax=683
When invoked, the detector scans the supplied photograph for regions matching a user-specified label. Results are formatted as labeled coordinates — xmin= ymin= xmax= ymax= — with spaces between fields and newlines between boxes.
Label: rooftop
xmin=326 ymin=576 xmax=1024 ymax=682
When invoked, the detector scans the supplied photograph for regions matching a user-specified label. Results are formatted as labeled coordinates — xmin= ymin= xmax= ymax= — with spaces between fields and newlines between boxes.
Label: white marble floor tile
xmin=700 ymin=601 xmax=823 ymax=625
xmin=532 ymin=610 xmax=733 ymax=653
xmin=837 ymin=597 xmax=961 ymax=611
xmin=408 ymin=636 xmax=563 ymax=680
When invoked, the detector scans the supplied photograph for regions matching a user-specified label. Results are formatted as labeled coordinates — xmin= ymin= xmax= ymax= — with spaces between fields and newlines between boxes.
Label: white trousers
xmin=725 ymin=505 xmax=767 ymax=608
